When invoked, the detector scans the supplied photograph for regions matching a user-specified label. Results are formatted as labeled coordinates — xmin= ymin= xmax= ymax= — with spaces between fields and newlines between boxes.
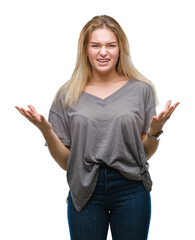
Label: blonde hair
xmin=55 ymin=15 xmax=157 ymax=106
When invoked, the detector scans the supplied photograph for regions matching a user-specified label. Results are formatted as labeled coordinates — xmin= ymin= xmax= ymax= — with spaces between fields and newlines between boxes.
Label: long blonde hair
xmin=55 ymin=15 xmax=157 ymax=106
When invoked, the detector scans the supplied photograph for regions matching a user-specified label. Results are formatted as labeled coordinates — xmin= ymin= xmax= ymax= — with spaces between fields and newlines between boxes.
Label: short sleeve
xmin=46 ymin=96 xmax=71 ymax=147
xmin=142 ymin=85 xmax=157 ymax=134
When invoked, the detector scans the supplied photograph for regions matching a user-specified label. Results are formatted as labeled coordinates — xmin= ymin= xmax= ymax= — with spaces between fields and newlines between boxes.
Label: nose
xmin=100 ymin=46 xmax=107 ymax=57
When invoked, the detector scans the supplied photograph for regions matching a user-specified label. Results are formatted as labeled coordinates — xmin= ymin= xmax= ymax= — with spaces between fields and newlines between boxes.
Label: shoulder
xmin=130 ymin=78 xmax=153 ymax=93
xmin=130 ymin=79 xmax=156 ymax=106
xmin=50 ymin=91 xmax=68 ymax=114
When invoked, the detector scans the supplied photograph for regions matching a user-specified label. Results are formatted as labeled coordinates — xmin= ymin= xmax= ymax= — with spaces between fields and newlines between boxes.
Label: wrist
xmin=42 ymin=128 xmax=53 ymax=137
xmin=147 ymin=128 xmax=163 ymax=141
xmin=148 ymin=128 xmax=163 ymax=136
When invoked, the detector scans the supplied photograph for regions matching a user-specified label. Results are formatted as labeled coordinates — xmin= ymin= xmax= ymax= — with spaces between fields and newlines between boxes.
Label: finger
xmin=40 ymin=114 xmax=45 ymax=121
xmin=22 ymin=109 xmax=34 ymax=120
xmin=150 ymin=115 xmax=159 ymax=126
xmin=151 ymin=116 xmax=158 ymax=121
xmin=164 ymin=100 xmax=172 ymax=111
xmin=15 ymin=106 xmax=39 ymax=124
xmin=164 ymin=108 xmax=174 ymax=119
xmin=16 ymin=106 xmax=30 ymax=118
xmin=166 ymin=102 xmax=180 ymax=118
xmin=27 ymin=110 xmax=41 ymax=122
xmin=167 ymin=101 xmax=180 ymax=113
xmin=156 ymin=111 xmax=166 ymax=120
xmin=173 ymin=102 xmax=180 ymax=108
xmin=28 ymin=105 xmax=37 ymax=113
xmin=15 ymin=106 xmax=24 ymax=115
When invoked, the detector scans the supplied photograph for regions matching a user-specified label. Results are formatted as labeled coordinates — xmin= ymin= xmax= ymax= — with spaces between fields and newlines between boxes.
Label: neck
xmin=90 ymin=70 xmax=122 ymax=85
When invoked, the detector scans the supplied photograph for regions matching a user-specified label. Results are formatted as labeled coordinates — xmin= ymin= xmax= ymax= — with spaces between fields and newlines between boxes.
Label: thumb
xmin=40 ymin=115 xmax=45 ymax=121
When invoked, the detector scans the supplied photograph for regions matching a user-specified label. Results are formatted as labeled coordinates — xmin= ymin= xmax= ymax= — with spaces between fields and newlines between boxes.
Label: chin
xmin=95 ymin=66 xmax=116 ymax=74
xmin=96 ymin=69 xmax=114 ymax=75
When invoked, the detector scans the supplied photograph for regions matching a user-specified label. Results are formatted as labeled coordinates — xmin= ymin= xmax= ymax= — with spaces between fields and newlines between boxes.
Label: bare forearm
xmin=142 ymin=134 xmax=160 ymax=160
xmin=15 ymin=105 xmax=70 ymax=170
xmin=143 ymin=100 xmax=180 ymax=159
xmin=43 ymin=130 xmax=70 ymax=170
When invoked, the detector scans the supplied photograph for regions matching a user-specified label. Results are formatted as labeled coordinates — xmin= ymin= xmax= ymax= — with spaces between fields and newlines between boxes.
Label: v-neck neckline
xmin=81 ymin=79 xmax=133 ymax=106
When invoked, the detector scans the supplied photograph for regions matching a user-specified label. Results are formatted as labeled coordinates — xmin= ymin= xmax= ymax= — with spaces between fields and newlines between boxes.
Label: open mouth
xmin=97 ymin=59 xmax=110 ymax=63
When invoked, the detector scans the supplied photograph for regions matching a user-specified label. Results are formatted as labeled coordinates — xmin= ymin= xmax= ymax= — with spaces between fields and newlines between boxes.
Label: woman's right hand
xmin=15 ymin=105 xmax=52 ymax=136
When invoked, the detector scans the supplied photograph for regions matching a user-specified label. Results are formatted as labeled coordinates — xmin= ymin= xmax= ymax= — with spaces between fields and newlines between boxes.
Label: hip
xmin=89 ymin=163 xmax=149 ymax=209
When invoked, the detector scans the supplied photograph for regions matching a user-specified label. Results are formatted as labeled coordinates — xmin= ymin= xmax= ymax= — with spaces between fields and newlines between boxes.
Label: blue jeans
xmin=67 ymin=163 xmax=151 ymax=240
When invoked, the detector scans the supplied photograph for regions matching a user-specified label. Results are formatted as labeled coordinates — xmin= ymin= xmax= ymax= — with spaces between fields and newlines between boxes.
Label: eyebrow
xmin=89 ymin=41 xmax=118 ymax=44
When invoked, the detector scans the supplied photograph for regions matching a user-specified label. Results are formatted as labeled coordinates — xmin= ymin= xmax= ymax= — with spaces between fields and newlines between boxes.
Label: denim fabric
xmin=49 ymin=79 xmax=155 ymax=212
xmin=67 ymin=163 xmax=151 ymax=240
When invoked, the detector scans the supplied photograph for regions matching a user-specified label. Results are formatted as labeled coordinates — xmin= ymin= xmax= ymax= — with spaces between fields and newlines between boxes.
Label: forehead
xmin=89 ymin=28 xmax=118 ymax=43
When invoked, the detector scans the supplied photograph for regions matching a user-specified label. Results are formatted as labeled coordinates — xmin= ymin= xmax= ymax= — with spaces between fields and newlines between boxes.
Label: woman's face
xmin=87 ymin=28 xmax=120 ymax=75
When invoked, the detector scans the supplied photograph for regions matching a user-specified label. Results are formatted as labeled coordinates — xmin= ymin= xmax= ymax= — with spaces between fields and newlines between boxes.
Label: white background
xmin=0 ymin=0 xmax=194 ymax=239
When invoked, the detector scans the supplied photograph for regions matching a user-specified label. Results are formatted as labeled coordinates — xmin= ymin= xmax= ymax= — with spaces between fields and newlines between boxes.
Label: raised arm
xmin=15 ymin=105 xmax=70 ymax=170
xmin=142 ymin=100 xmax=180 ymax=160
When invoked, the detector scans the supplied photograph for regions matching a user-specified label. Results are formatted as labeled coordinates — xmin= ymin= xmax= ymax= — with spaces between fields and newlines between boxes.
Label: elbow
xmin=61 ymin=165 xmax=67 ymax=171
xmin=57 ymin=158 xmax=68 ymax=171
xmin=145 ymin=152 xmax=153 ymax=161
xmin=142 ymin=138 xmax=160 ymax=161
xmin=51 ymin=154 xmax=69 ymax=171
xmin=145 ymin=147 xmax=158 ymax=160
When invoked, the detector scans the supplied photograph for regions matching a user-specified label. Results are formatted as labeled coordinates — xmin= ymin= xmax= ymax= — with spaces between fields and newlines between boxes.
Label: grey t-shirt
xmin=48 ymin=78 xmax=156 ymax=212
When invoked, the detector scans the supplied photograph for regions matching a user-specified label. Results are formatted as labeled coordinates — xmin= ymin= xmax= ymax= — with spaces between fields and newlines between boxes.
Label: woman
xmin=16 ymin=15 xmax=179 ymax=240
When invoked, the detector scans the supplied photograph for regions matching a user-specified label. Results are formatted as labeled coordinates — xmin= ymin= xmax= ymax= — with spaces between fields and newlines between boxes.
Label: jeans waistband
xmin=99 ymin=163 xmax=109 ymax=168
xmin=99 ymin=163 xmax=115 ymax=171
xmin=99 ymin=163 xmax=122 ymax=176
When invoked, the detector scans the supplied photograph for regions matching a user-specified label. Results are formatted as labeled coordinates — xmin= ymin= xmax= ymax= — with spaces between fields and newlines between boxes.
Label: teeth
xmin=98 ymin=60 xmax=109 ymax=62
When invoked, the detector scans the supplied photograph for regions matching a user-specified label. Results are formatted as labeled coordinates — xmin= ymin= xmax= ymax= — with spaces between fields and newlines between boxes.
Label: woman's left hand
xmin=149 ymin=100 xmax=180 ymax=135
